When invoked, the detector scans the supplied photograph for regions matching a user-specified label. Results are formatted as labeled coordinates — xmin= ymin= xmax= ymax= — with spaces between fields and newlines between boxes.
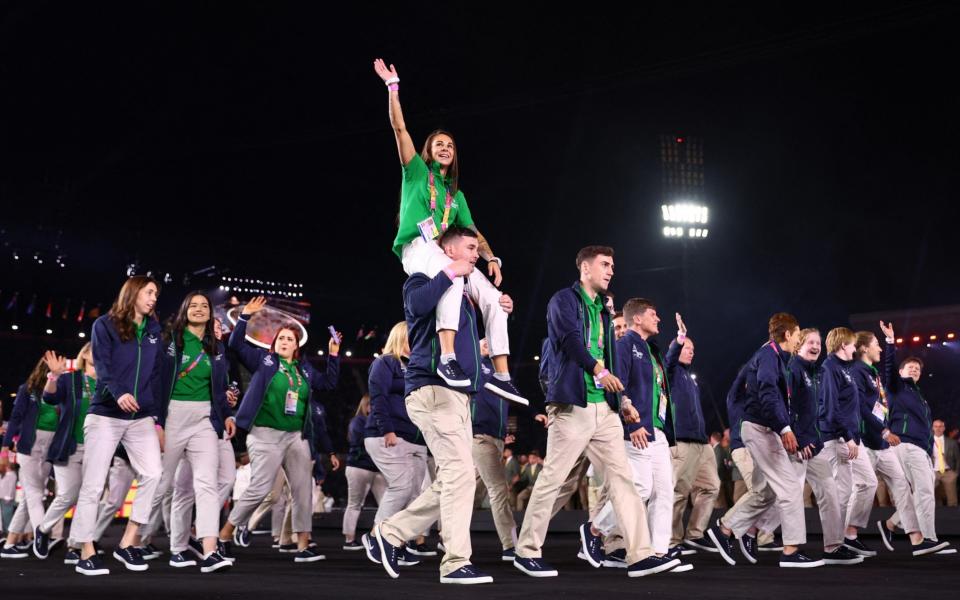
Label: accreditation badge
xmin=284 ymin=390 xmax=299 ymax=415
xmin=417 ymin=216 xmax=440 ymax=242
xmin=871 ymin=400 xmax=887 ymax=423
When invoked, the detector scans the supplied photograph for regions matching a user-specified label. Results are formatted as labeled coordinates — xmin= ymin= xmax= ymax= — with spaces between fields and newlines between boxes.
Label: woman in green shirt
xmin=372 ymin=58 xmax=526 ymax=406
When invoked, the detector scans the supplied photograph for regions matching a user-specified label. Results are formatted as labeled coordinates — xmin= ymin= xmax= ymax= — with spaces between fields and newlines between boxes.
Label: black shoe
xmin=758 ymin=536 xmax=785 ymax=552
xmin=483 ymin=378 xmax=529 ymax=406
xmin=76 ymin=554 xmax=110 ymax=576
xmin=876 ymin=521 xmax=895 ymax=552
xmin=33 ymin=526 xmax=50 ymax=560
xmin=138 ymin=544 xmax=161 ymax=561
xmin=437 ymin=359 xmax=471 ymax=387
xmin=200 ymin=551 xmax=233 ymax=573
xmin=912 ymin=539 xmax=950 ymax=556
xmin=501 ymin=547 xmax=516 ymax=562
xmin=233 ymin=525 xmax=251 ymax=548
xmin=343 ymin=540 xmax=364 ymax=551
xmin=706 ymin=520 xmax=736 ymax=566
xmin=188 ymin=537 xmax=205 ymax=559
xmin=278 ymin=543 xmax=298 ymax=553
xmin=513 ymin=556 xmax=558 ymax=577
xmin=169 ymin=551 xmax=197 ymax=568
xmin=823 ymin=546 xmax=864 ymax=565
xmin=405 ymin=542 xmax=438 ymax=557
xmin=63 ymin=548 xmax=81 ymax=565
xmin=0 ymin=544 xmax=28 ymax=559
xmin=440 ymin=564 xmax=494 ymax=584
xmin=779 ymin=551 xmax=824 ymax=568
xmin=628 ymin=555 xmax=680 ymax=577
xmin=113 ymin=546 xmax=148 ymax=572
xmin=293 ymin=543 xmax=326 ymax=563
xmin=579 ymin=522 xmax=604 ymax=568
xmin=666 ymin=546 xmax=684 ymax=561
xmin=398 ymin=548 xmax=420 ymax=566
xmin=373 ymin=524 xmax=402 ymax=579
xmin=362 ymin=533 xmax=381 ymax=564
xmin=738 ymin=534 xmax=758 ymax=565
xmin=683 ymin=536 xmax=719 ymax=553
xmin=217 ymin=539 xmax=236 ymax=563
xmin=601 ymin=548 xmax=627 ymax=568
xmin=677 ymin=542 xmax=698 ymax=556
xmin=843 ymin=537 xmax=877 ymax=557
xmin=93 ymin=541 xmax=104 ymax=556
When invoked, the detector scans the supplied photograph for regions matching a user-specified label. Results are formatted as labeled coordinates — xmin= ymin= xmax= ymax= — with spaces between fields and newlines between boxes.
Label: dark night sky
xmin=3 ymin=2 xmax=959 ymax=425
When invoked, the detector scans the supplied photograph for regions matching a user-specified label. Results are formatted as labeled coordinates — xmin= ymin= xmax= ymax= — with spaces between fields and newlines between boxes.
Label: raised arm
xmin=374 ymin=58 xmax=417 ymax=166
xmin=228 ymin=296 xmax=269 ymax=371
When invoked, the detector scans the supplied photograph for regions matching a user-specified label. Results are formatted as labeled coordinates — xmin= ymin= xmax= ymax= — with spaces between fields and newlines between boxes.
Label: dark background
xmin=3 ymin=2 xmax=960 ymax=460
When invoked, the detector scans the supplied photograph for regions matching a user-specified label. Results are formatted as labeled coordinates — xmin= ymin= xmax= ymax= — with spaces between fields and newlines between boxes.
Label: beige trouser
xmin=894 ymin=443 xmax=938 ymax=540
xmin=516 ymin=401 xmax=653 ymax=565
xmin=866 ymin=447 xmax=920 ymax=534
xmin=472 ymin=434 xmax=517 ymax=550
xmin=71 ymin=416 xmax=162 ymax=543
xmin=40 ymin=444 xmax=85 ymax=546
xmin=834 ymin=440 xmax=878 ymax=530
xmin=793 ymin=450 xmax=843 ymax=548
xmin=365 ymin=436 xmax=429 ymax=524
xmin=378 ymin=386 xmax=476 ymax=576
xmin=934 ymin=469 xmax=958 ymax=507
xmin=671 ymin=441 xmax=721 ymax=545
xmin=343 ymin=467 xmax=386 ymax=537
xmin=723 ymin=423 xmax=805 ymax=546
xmin=11 ymin=430 xmax=55 ymax=534
xmin=729 ymin=447 xmax=777 ymax=545
xmin=248 ymin=469 xmax=288 ymax=533
xmin=168 ymin=437 xmax=237 ymax=552
xmin=228 ymin=427 xmax=314 ymax=534
xmin=92 ymin=457 xmax=136 ymax=540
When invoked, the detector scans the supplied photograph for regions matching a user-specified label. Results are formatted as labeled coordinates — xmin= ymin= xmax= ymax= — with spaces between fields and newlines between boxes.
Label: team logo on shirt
xmin=148 ymin=335 xmax=158 ymax=344
xmin=263 ymin=355 xmax=274 ymax=367
xmin=167 ymin=342 xmax=176 ymax=357
xmin=481 ymin=364 xmax=491 ymax=376
xmin=214 ymin=354 xmax=222 ymax=362
xmin=632 ymin=345 xmax=644 ymax=360
xmin=802 ymin=372 xmax=813 ymax=387
xmin=842 ymin=370 xmax=852 ymax=383
xmin=867 ymin=377 xmax=876 ymax=389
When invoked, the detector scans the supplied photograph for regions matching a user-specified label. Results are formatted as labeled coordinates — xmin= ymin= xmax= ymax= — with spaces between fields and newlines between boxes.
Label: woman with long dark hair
xmin=217 ymin=296 xmax=340 ymax=563
xmin=31 ymin=344 xmax=97 ymax=564
xmin=0 ymin=356 xmax=55 ymax=558
xmin=136 ymin=291 xmax=235 ymax=572
xmin=68 ymin=275 xmax=165 ymax=576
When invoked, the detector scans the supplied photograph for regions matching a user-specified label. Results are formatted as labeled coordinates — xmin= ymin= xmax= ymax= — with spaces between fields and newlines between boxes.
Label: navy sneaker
xmin=483 ymin=378 xmax=529 ymax=406
xmin=271 ymin=540 xmax=281 ymax=549
xmin=373 ymin=524 xmax=402 ymax=579
xmin=362 ymin=533 xmax=381 ymax=564
xmin=343 ymin=540 xmax=364 ymax=551
xmin=233 ymin=525 xmax=251 ymax=548
xmin=684 ymin=536 xmax=718 ymax=553
xmin=138 ymin=544 xmax=161 ymax=561
xmin=200 ymin=551 xmax=233 ymax=573
xmin=877 ymin=521 xmax=895 ymax=552
xmin=217 ymin=539 xmax=236 ymax=563
xmin=49 ymin=538 xmax=64 ymax=553
xmin=437 ymin=359 xmax=471 ymax=388
xmin=501 ymin=547 xmax=516 ymax=562
xmin=579 ymin=522 xmax=604 ymax=568
xmin=33 ymin=525 xmax=50 ymax=560
xmin=628 ymin=555 xmax=680 ymax=577
xmin=113 ymin=546 xmax=148 ymax=572
xmin=1 ymin=544 xmax=28 ymax=559
xmin=758 ymin=536 xmax=784 ymax=552
xmin=823 ymin=546 xmax=864 ymax=565
xmin=440 ymin=564 xmax=493 ymax=584
xmin=779 ymin=551 xmax=824 ymax=568
xmin=912 ymin=539 xmax=950 ymax=556
xmin=63 ymin=548 xmax=81 ymax=565
xmin=666 ymin=545 xmax=684 ymax=561
xmin=398 ymin=548 xmax=420 ymax=566
xmin=738 ymin=534 xmax=758 ymax=565
xmin=188 ymin=537 xmax=205 ymax=559
xmin=513 ymin=556 xmax=558 ymax=577
xmin=437 ymin=541 xmax=446 ymax=553
xmin=76 ymin=554 xmax=110 ymax=576
xmin=169 ymin=551 xmax=197 ymax=568
xmin=843 ymin=537 xmax=877 ymax=557
xmin=294 ymin=544 xmax=326 ymax=563
xmin=278 ymin=543 xmax=298 ymax=553
xmin=677 ymin=542 xmax=698 ymax=556
xmin=706 ymin=520 xmax=736 ymax=566
xmin=602 ymin=548 xmax=627 ymax=568
xmin=405 ymin=541 xmax=437 ymax=557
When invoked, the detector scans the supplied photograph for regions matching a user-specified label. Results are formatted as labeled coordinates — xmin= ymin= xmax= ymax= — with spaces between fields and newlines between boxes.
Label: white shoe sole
xmin=1 ymin=553 xmax=29 ymax=559
xmin=842 ymin=543 xmax=877 ymax=557
xmin=436 ymin=369 xmax=471 ymax=387
xmin=737 ymin=538 xmax=758 ymax=564
xmin=76 ymin=567 xmax=110 ymax=576
xmin=779 ymin=559 xmax=825 ymax=568
xmin=823 ymin=557 xmax=864 ymax=565
xmin=113 ymin=552 xmax=148 ymax=572
xmin=483 ymin=381 xmax=529 ymax=406
xmin=294 ymin=555 xmax=326 ymax=563
xmin=628 ymin=558 xmax=680 ymax=577
xmin=512 ymin=560 xmax=558 ymax=577
xmin=936 ymin=548 xmax=957 ymax=555
xmin=440 ymin=575 xmax=493 ymax=584
xmin=170 ymin=560 xmax=197 ymax=568
xmin=876 ymin=521 xmax=895 ymax=552
xmin=680 ymin=548 xmax=697 ymax=556
xmin=683 ymin=539 xmax=719 ymax=553
xmin=913 ymin=541 xmax=950 ymax=556
xmin=670 ymin=563 xmax=694 ymax=573
xmin=201 ymin=561 xmax=233 ymax=573
xmin=343 ymin=545 xmax=364 ymax=551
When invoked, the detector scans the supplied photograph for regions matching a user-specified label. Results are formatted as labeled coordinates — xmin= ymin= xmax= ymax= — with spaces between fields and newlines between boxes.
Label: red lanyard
xmin=178 ymin=351 xmax=207 ymax=380
xmin=280 ymin=361 xmax=303 ymax=392
xmin=428 ymin=170 xmax=452 ymax=232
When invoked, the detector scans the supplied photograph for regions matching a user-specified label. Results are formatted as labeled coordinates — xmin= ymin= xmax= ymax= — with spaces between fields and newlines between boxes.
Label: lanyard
xmin=428 ymin=170 xmax=452 ymax=232
xmin=584 ymin=302 xmax=604 ymax=351
xmin=279 ymin=361 xmax=303 ymax=392
xmin=83 ymin=375 xmax=96 ymax=399
xmin=178 ymin=350 xmax=207 ymax=380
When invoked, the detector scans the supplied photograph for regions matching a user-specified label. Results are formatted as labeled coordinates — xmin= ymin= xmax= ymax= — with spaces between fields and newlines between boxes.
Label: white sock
xmin=440 ymin=353 xmax=456 ymax=365
xmin=493 ymin=372 xmax=511 ymax=382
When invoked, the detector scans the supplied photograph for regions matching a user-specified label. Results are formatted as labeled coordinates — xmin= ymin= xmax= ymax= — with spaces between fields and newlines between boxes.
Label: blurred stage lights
xmin=662 ymin=203 xmax=708 ymax=224
xmin=663 ymin=226 xmax=708 ymax=239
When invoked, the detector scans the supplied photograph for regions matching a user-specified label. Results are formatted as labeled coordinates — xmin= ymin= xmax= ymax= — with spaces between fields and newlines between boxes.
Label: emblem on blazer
xmin=148 ymin=335 xmax=158 ymax=344
xmin=802 ymin=373 xmax=812 ymax=387
xmin=867 ymin=377 xmax=876 ymax=388
xmin=632 ymin=345 xmax=644 ymax=360
xmin=842 ymin=371 xmax=852 ymax=383
xmin=167 ymin=342 xmax=176 ymax=356
xmin=264 ymin=355 xmax=274 ymax=367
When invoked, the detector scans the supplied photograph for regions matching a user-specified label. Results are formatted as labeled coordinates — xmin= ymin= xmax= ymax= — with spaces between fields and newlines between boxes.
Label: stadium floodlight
xmin=662 ymin=203 xmax=709 ymax=238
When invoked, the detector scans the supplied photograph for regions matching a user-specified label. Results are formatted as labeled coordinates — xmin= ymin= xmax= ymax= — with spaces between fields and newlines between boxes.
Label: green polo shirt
xmin=392 ymin=154 xmax=475 ymax=258
xmin=578 ymin=286 xmax=607 ymax=404
xmin=36 ymin=397 xmax=59 ymax=432
xmin=254 ymin=358 xmax=309 ymax=431
xmin=135 ymin=317 xmax=147 ymax=340
xmin=651 ymin=354 xmax=666 ymax=430
xmin=171 ymin=330 xmax=213 ymax=401
xmin=74 ymin=375 xmax=95 ymax=444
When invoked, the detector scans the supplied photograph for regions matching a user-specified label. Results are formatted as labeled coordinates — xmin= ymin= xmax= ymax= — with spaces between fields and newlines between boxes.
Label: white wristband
xmin=384 ymin=77 xmax=400 ymax=85
xmin=885 ymin=337 xmax=895 ymax=344
xmin=489 ymin=256 xmax=502 ymax=268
